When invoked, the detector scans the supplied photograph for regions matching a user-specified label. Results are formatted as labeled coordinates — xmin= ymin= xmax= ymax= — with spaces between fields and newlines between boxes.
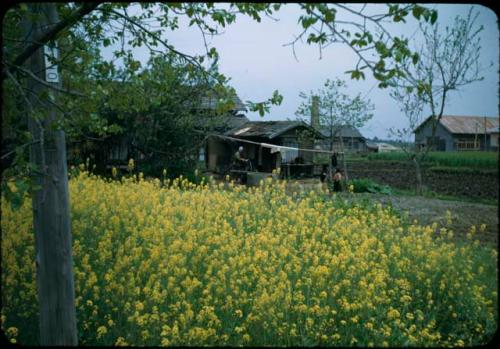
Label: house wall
xmin=452 ymin=134 xmax=489 ymax=151
xmin=206 ymin=137 xmax=272 ymax=173
xmin=491 ymin=133 xmax=499 ymax=148
xmin=415 ymin=121 xmax=493 ymax=151
xmin=415 ymin=122 xmax=454 ymax=151
xmin=205 ymin=126 xmax=322 ymax=174
xmin=206 ymin=137 xmax=233 ymax=172
xmin=280 ymin=136 xmax=299 ymax=163
xmin=279 ymin=128 xmax=315 ymax=163
xmin=236 ymin=137 xmax=281 ymax=172
xmin=316 ymin=137 xmax=366 ymax=153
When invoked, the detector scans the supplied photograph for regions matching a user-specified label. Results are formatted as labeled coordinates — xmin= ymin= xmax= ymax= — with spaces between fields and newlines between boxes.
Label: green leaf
xmin=375 ymin=41 xmax=389 ymax=57
xmin=323 ymin=8 xmax=335 ymax=23
xmin=412 ymin=6 xmax=424 ymax=20
xmin=212 ymin=12 xmax=225 ymax=26
xmin=357 ymin=39 xmax=367 ymax=47
xmin=373 ymin=72 xmax=385 ymax=81
xmin=430 ymin=10 xmax=438 ymax=24
xmin=375 ymin=60 xmax=385 ymax=71
xmin=412 ymin=53 xmax=419 ymax=65
xmin=349 ymin=70 xmax=365 ymax=80
xmin=257 ymin=103 xmax=265 ymax=117
xmin=300 ymin=16 xmax=317 ymax=29
xmin=271 ymin=90 xmax=283 ymax=105
xmin=208 ymin=47 xmax=218 ymax=59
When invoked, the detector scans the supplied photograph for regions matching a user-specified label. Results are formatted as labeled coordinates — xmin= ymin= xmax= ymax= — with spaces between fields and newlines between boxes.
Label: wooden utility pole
xmin=23 ymin=3 xmax=78 ymax=345
xmin=484 ymin=116 xmax=488 ymax=151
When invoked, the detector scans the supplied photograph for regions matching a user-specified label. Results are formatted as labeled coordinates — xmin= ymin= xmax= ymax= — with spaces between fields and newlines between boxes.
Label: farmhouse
xmin=315 ymin=125 xmax=368 ymax=153
xmin=307 ymin=96 xmax=368 ymax=153
xmin=365 ymin=141 xmax=402 ymax=153
xmin=205 ymin=120 xmax=324 ymax=175
xmin=414 ymin=115 xmax=500 ymax=151
xmin=487 ymin=126 xmax=499 ymax=151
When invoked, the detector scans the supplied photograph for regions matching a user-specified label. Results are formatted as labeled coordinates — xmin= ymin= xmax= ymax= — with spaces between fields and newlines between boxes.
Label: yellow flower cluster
xmin=1 ymin=170 xmax=497 ymax=346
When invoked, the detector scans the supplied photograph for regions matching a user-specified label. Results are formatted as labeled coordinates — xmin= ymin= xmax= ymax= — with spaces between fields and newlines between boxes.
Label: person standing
xmin=320 ymin=164 xmax=328 ymax=183
xmin=333 ymin=168 xmax=342 ymax=192
xmin=331 ymin=152 xmax=338 ymax=168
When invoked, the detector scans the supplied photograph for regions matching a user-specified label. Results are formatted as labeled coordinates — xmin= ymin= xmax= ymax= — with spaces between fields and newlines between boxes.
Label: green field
xmin=365 ymin=151 xmax=498 ymax=169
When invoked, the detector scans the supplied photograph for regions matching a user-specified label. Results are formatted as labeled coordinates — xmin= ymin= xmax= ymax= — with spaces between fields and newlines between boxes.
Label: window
xmin=455 ymin=139 xmax=480 ymax=151
xmin=282 ymin=140 xmax=298 ymax=163
xmin=426 ymin=137 xmax=446 ymax=151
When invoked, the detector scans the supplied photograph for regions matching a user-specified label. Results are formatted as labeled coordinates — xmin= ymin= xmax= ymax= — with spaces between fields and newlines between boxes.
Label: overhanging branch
xmin=13 ymin=3 xmax=100 ymax=67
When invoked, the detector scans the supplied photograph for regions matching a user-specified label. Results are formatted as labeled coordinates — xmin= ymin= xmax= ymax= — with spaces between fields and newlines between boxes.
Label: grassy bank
xmin=364 ymin=151 xmax=498 ymax=169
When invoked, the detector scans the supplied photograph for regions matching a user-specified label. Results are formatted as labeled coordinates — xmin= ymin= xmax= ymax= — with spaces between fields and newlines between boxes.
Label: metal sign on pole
xmin=43 ymin=44 xmax=59 ymax=83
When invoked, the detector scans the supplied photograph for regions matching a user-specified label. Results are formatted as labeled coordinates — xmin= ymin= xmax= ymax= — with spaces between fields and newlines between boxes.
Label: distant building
xmin=487 ymin=126 xmax=499 ymax=151
xmin=205 ymin=120 xmax=323 ymax=174
xmin=308 ymin=95 xmax=367 ymax=153
xmin=68 ymin=85 xmax=249 ymax=171
xmin=414 ymin=115 xmax=500 ymax=151
xmin=316 ymin=125 xmax=368 ymax=153
xmin=365 ymin=142 xmax=402 ymax=153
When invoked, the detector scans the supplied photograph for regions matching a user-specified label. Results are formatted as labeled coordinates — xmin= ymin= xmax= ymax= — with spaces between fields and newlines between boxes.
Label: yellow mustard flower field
xmin=1 ymin=169 xmax=498 ymax=346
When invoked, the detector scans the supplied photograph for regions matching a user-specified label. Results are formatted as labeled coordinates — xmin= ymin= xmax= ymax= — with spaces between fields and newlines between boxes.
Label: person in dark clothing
xmin=234 ymin=146 xmax=251 ymax=170
xmin=331 ymin=152 xmax=338 ymax=168
xmin=333 ymin=168 xmax=342 ymax=192
xmin=320 ymin=164 xmax=328 ymax=183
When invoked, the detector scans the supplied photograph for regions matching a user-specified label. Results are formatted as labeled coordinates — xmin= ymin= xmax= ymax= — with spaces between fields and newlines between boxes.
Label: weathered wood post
xmin=23 ymin=3 xmax=78 ymax=345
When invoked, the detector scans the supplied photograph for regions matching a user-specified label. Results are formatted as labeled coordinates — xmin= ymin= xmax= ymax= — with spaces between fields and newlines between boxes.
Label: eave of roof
xmin=414 ymin=115 xmax=500 ymax=134
xmin=226 ymin=120 xmax=325 ymax=139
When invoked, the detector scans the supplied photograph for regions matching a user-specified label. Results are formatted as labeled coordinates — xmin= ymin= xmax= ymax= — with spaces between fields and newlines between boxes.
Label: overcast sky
xmin=111 ymin=3 xmax=499 ymax=139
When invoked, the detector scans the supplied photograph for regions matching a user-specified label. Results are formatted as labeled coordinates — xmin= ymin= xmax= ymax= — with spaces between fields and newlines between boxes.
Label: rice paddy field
xmin=1 ymin=169 xmax=497 ymax=346
xmin=365 ymin=151 xmax=498 ymax=169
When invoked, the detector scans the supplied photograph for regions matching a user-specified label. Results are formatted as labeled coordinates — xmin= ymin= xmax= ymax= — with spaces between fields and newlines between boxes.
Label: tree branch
xmin=1 ymin=140 xmax=41 ymax=160
xmin=4 ymin=61 xmax=87 ymax=97
xmin=107 ymin=9 xmax=208 ymax=76
xmin=12 ymin=3 xmax=100 ymax=68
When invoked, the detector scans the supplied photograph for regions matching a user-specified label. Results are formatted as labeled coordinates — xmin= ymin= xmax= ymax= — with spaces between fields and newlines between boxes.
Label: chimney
xmin=311 ymin=95 xmax=319 ymax=129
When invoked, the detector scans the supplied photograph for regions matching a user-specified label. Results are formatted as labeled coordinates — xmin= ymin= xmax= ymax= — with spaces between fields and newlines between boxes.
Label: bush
xmin=348 ymin=178 xmax=393 ymax=195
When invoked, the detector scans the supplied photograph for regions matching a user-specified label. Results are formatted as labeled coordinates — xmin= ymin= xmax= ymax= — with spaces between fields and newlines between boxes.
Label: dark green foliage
xmin=348 ymin=178 xmax=393 ymax=195
xmin=367 ymin=152 xmax=498 ymax=169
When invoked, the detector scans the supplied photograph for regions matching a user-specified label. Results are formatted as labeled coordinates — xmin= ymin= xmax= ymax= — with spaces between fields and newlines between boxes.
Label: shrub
xmin=348 ymin=178 xmax=393 ymax=195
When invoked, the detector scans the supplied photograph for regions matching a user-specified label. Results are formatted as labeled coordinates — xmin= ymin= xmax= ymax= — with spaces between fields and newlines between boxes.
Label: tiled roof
xmin=193 ymin=114 xmax=249 ymax=133
xmin=198 ymin=94 xmax=247 ymax=112
xmin=416 ymin=115 xmax=499 ymax=134
xmin=317 ymin=125 xmax=364 ymax=138
xmin=226 ymin=120 xmax=323 ymax=139
xmin=487 ymin=126 xmax=500 ymax=134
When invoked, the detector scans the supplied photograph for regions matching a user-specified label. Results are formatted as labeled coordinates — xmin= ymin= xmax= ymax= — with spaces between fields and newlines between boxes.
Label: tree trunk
xmin=339 ymin=135 xmax=348 ymax=181
xmin=24 ymin=4 xmax=78 ymax=345
xmin=327 ymin=128 xmax=334 ymax=186
xmin=413 ymin=157 xmax=423 ymax=196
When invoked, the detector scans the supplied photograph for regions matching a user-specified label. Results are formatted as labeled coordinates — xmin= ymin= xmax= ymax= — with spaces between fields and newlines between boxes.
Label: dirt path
xmin=213 ymin=176 xmax=498 ymax=247
xmin=282 ymin=179 xmax=498 ymax=247
xmin=346 ymin=193 xmax=498 ymax=247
